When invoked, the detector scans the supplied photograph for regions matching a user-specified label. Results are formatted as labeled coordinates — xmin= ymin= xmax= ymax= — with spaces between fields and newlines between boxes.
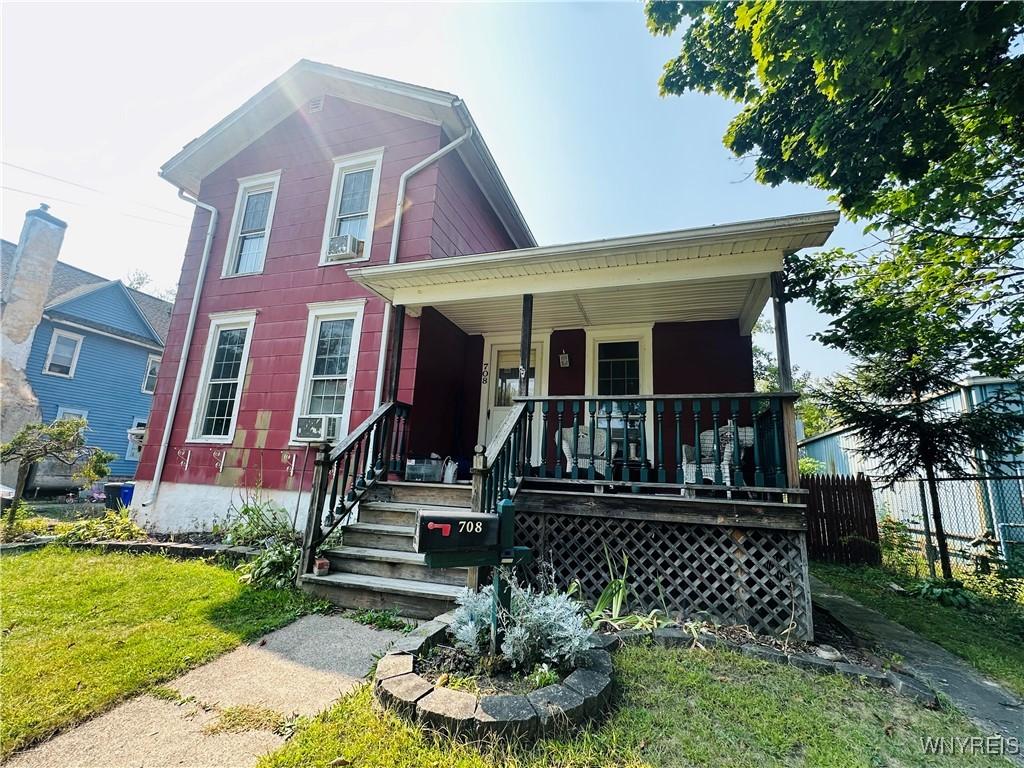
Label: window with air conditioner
xmin=188 ymin=311 xmax=256 ymax=443
xmin=223 ymin=171 xmax=280 ymax=277
xmin=320 ymin=149 xmax=382 ymax=265
xmin=293 ymin=300 xmax=364 ymax=442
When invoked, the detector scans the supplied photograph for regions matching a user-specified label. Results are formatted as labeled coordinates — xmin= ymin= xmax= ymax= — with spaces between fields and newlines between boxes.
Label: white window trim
xmin=125 ymin=417 xmax=147 ymax=461
xmin=584 ymin=324 xmax=655 ymax=457
xmin=221 ymin=170 xmax=281 ymax=278
xmin=56 ymin=405 xmax=88 ymax=422
xmin=319 ymin=148 xmax=384 ymax=267
xmin=141 ymin=354 xmax=161 ymax=394
xmin=187 ymin=310 xmax=257 ymax=444
xmin=584 ymin=324 xmax=654 ymax=397
xmin=43 ymin=329 xmax=84 ymax=378
xmin=290 ymin=299 xmax=366 ymax=443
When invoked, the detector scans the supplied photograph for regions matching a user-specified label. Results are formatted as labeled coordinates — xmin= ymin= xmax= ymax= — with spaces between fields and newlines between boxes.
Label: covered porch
xmin=301 ymin=212 xmax=838 ymax=638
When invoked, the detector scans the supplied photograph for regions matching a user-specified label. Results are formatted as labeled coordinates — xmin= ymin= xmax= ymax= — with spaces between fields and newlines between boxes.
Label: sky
xmin=2 ymin=2 xmax=862 ymax=376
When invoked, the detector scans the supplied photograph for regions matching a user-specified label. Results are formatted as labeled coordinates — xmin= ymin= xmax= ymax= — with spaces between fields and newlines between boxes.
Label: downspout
xmin=142 ymin=181 xmax=218 ymax=506
xmin=371 ymin=125 xmax=474 ymax=407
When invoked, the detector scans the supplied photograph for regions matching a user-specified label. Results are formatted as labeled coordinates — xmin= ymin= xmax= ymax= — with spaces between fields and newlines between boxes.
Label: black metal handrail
xmin=471 ymin=401 xmax=531 ymax=515
xmin=301 ymin=400 xmax=410 ymax=572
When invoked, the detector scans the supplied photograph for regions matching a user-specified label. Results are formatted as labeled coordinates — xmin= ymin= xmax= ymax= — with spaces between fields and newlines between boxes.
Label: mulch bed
xmin=416 ymin=643 xmax=550 ymax=696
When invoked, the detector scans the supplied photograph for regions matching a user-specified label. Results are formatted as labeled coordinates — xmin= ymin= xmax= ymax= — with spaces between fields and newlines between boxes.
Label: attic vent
xmin=308 ymin=96 xmax=324 ymax=114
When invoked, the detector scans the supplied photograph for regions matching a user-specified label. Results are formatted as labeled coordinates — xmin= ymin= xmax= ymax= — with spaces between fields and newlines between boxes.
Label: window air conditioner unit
xmin=295 ymin=415 xmax=342 ymax=442
xmin=325 ymin=234 xmax=361 ymax=262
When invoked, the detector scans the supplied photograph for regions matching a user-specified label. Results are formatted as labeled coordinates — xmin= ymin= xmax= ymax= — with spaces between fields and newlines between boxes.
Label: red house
xmin=136 ymin=61 xmax=838 ymax=637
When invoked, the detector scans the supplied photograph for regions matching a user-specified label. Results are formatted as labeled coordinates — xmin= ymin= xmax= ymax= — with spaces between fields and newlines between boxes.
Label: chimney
xmin=1 ymin=204 xmax=67 ymax=485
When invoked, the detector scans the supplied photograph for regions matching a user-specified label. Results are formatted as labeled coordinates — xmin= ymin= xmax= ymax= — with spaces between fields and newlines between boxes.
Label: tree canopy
xmin=647 ymin=1 xmax=1024 ymax=371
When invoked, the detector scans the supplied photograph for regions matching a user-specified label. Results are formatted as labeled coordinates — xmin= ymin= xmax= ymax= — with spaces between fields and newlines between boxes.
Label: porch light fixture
xmin=559 ymin=350 xmax=570 ymax=368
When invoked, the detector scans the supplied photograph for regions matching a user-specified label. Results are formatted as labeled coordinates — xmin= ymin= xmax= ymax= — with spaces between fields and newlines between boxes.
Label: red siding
xmin=653 ymin=320 xmax=754 ymax=394
xmin=430 ymin=149 xmax=515 ymax=258
xmin=138 ymin=95 xmax=506 ymax=493
xmin=547 ymin=330 xmax=586 ymax=395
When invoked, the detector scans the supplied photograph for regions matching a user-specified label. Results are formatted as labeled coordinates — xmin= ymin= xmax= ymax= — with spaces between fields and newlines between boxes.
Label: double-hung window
xmin=224 ymin=172 xmax=280 ymax=276
xmin=142 ymin=354 xmax=160 ymax=394
xmin=320 ymin=149 xmax=382 ymax=264
xmin=126 ymin=418 xmax=147 ymax=461
xmin=44 ymin=329 xmax=83 ymax=377
xmin=293 ymin=301 xmax=364 ymax=440
xmin=190 ymin=312 xmax=256 ymax=442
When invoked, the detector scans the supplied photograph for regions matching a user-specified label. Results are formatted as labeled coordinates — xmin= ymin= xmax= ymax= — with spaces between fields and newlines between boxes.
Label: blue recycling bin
xmin=119 ymin=483 xmax=135 ymax=508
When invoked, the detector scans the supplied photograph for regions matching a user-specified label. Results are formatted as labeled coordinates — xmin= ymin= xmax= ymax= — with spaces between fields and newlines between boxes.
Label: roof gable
xmin=159 ymin=60 xmax=534 ymax=249
xmin=47 ymin=281 xmax=163 ymax=345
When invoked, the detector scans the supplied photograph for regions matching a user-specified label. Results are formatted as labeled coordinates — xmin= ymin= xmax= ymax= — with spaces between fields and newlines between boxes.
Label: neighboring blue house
xmin=1 ymin=240 xmax=172 ymax=491
xmin=800 ymin=377 xmax=1024 ymax=564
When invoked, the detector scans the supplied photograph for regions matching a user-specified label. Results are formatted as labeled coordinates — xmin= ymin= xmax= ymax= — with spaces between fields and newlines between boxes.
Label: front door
xmin=483 ymin=345 xmax=538 ymax=443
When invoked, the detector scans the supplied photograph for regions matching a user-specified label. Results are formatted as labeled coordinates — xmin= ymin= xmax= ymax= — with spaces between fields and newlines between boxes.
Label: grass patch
xmin=814 ymin=563 xmax=1024 ymax=697
xmin=259 ymin=644 xmax=1005 ymax=768
xmin=346 ymin=608 xmax=414 ymax=633
xmin=0 ymin=546 xmax=325 ymax=757
xmin=203 ymin=704 xmax=286 ymax=735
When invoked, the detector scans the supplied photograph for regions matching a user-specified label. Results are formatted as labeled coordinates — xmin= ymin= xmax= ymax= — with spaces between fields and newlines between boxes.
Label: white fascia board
xmin=388 ymin=251 xmax=781 ymax=308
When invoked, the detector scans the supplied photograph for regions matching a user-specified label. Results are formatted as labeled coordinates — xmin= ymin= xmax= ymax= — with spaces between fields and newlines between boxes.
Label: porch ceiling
xmin=349 ymin=210 xmax=839 ymax=335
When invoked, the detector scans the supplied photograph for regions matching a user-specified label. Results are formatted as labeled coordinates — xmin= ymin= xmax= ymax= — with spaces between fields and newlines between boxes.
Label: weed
xmin=347 ymin=609 xmax=414 ymax=633
xmin=203 ymin=705 xmax=286 ymax=735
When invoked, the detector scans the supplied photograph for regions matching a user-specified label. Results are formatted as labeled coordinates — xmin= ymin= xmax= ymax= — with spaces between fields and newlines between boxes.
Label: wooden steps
xmin=298 ymin=481 xmax=474 ymax=619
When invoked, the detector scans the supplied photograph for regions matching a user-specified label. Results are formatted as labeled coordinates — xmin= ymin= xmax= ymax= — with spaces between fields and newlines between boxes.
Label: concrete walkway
xmin=8 ymin=615 xmax=402 ymax=768
xmin=812 ymin=575 xmax=1023 ymax=765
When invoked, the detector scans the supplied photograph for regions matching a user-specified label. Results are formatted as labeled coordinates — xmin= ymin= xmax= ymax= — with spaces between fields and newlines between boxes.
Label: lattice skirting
xmin=515 ymin=511 xmax=813 ymax=640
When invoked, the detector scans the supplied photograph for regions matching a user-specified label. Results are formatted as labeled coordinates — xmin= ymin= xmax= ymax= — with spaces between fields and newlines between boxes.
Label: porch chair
xmin=684 ymin=423 xmax=753 ymax=485
xmin=559 ymin=428 xmax=612 ymax=478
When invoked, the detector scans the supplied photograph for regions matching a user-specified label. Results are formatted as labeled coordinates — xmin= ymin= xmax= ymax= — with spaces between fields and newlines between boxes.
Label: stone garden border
xmin=372 ymin=617 xmax=939 ymax=742
xmin=0 ymin=537 xmax=259 ymax=561
xmin=372 ymin=616 xmax=616 ymax=740
xmin=647 ymin=626 xmax=940 ymax=708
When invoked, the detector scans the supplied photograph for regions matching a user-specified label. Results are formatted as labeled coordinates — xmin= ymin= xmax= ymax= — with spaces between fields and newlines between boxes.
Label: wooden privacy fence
xmin=802 ymin=474 xmax=881 ymax=565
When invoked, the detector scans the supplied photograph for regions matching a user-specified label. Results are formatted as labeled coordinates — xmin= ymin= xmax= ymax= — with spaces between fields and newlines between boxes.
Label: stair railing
xmin=471 ymin=400 xmax=532 ymax=515
xmin=300 ymin=400 xmax=411 ymax=573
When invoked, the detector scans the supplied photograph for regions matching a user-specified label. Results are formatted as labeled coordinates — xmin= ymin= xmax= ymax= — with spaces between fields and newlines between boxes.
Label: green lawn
xmin=260 ymin=644 xmax=1008 ymax=768
xmin=813 ymin=563 xmax=1024 ymax=697
xmin=0 ymin=546 xmax=323 ymax=757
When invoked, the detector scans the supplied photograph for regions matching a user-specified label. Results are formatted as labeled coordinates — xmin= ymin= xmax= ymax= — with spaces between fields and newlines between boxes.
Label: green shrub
xmin=215 ymin=490 xmax=295 ymax=547
xmin=56 ymin=508 xmax=147 ymax=543
xmin=909 ymin=577 xmax=979 ymax=609
xmin=237 ymin=541 xmax=300 ymax=590
xmin=878 ymin=514 xmax=919 ymax=575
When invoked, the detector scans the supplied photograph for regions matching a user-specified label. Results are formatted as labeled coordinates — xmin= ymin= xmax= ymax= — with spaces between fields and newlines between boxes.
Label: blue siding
xmin=52 ymin=283 xmax=158 ymax=342
xmin=25 ymin=319 xmax=157 ymax=478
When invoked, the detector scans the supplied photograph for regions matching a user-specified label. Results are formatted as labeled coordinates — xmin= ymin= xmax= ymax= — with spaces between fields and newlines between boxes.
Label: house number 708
xmin=458 ymin=520 xmax=483 ymax=533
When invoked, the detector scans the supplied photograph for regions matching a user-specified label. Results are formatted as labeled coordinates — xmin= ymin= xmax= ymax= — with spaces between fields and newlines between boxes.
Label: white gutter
xmin=371 ymin=124 xmax=474 ymax=406
xmin=143 ymin=182 xmax=218 ymax=506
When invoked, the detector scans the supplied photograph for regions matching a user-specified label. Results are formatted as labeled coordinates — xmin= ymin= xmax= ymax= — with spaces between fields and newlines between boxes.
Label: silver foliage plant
xmin=450 ymin=571 xmax=593 ymax=671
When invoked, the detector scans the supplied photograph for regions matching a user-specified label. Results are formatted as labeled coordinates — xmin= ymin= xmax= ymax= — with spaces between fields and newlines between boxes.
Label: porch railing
xmin=514 ymin=393 xmax=799 ymax=490
xmin=300 ymin=400 xmax=411 ymax=573
xmin=471 ymin=401 xmax=531 ymax=515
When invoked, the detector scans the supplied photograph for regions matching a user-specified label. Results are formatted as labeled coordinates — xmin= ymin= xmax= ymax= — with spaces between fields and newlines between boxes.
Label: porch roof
xmin=349 ymin=210 xmax=839 ymax=335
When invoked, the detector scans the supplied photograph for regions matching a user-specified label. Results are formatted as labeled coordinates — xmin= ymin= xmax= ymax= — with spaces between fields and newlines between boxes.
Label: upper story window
xmin=320 ymin=148 xmax=383 ymax=265
xmin=43 ymin=329 xmax=83 ymax=378
xmin=223 ymin=171 xmax=281 ymax=277
xmin=142 ymin=354 xmax=161 ymax=394
xmin=189 ymin=311 xmax=256 ymax=443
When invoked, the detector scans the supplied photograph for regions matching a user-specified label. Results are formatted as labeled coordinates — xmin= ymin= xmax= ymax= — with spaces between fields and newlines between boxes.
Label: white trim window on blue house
xmin=43 ymin=329 xmax=83 ymax=377
xmin=142 ymin=354 xmax=161 ymax=394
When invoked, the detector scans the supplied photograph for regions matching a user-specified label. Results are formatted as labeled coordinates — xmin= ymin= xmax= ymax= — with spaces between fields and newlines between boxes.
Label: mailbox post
xmin=415 ymin=498 xmax=531 ymax=654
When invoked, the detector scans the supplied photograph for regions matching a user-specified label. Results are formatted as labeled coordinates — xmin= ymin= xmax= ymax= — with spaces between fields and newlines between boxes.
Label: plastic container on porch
xmin=404 ymin=458 xmax=443 ymax=483
xmin=119 ymin=483 xmax=135 ymax=507
xmin=103 ymin=482 xmax=123 ymax=510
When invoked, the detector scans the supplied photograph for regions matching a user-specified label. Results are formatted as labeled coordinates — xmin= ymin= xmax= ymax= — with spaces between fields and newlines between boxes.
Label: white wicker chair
xmin=560 ymin=428 xmax=612 ymax=477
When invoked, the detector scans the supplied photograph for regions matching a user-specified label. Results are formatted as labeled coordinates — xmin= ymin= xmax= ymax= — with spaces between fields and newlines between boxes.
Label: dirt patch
xmin=416 ymin=644 xmax=559 ymax=696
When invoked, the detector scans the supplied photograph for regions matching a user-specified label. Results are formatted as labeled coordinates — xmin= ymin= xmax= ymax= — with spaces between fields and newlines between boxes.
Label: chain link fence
xmin=876 ymin=471 xmax=1024 ymax=578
